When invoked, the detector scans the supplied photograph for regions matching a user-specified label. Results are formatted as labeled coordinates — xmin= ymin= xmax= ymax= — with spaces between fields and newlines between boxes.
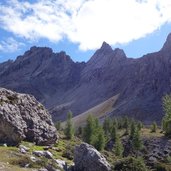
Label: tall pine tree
xmin=114 ymin=134 xmax=124 ymax=157
xmin=64 ymin=111 xmax=74 ymax=139
xmin=83 ymin=115 xmax=96 ymax=144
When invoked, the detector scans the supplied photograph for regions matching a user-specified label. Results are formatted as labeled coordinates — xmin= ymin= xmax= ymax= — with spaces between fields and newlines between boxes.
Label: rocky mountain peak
xmin=58 ymin=51 xmax=73 ymax=62
xmin=100 ymin=41 xmax=113 ymax=51
xmin=113 ymin=48 xmax=126 ymax=59
xmin=86 ymin=42 xmax=126 ymax=69
xmin=29 ymin=46 xmax=53 ymax=54
xmin=161 ymin=33 xmax=171 ymax=51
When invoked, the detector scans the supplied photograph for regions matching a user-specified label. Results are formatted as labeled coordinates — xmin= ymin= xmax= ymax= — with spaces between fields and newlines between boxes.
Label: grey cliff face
xmin=0 ymin=88 xmax=57 ymax=145
xmin=74 ymin=143 xmax=111 ymax=171
xmin=0 ymin=34 xmax=171 ymax=123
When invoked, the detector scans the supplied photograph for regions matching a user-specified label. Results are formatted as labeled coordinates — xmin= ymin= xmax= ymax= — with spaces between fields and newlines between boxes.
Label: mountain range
xmin=0 ymin=33 xmax=171 ymax=123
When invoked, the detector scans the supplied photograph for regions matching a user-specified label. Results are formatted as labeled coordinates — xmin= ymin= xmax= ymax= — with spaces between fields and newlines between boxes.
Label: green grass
xmin=0 ymin=146 xmax=33 ymax=171
xmin=0 ymin=126 xmax=170 ymax=171
xmin=141 ymin=128 xmax=164 ymax=138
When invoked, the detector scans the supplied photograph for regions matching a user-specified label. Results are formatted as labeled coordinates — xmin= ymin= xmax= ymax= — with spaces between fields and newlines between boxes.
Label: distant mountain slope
xmin=0 ymin=33 xmax=171 ymax=123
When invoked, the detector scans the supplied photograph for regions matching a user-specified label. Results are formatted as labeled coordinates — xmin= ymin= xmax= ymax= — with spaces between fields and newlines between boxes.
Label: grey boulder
xmin=74 ymin=143 xmax=111 ymax=171
xmin=0 ymin=88 xmax=57 ymax=145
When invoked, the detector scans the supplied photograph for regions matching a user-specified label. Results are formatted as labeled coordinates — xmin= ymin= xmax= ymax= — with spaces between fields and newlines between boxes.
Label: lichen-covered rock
xmin=74 ymin=143 xmax=111 ymax=171
xmin=0 ymin=88 xmax=57 ymax=145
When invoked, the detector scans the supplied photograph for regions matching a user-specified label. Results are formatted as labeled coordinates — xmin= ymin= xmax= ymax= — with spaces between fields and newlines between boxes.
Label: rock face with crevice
xmin=0 ymin=88 xmax=57 ymax=145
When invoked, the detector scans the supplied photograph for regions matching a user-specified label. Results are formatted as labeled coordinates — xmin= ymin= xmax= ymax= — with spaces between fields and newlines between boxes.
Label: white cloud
xmin=0 ymin=37 xmax=25 ymax=53
xmin=0 ymin=0 xmax=171 ymax=50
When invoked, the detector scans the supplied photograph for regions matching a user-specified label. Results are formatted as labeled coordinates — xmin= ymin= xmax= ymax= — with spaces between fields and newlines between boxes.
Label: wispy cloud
xmin=0 ymin=37 xmax=25 ymax=53
xmin=0 ymin=0 xmax=171 ymax=50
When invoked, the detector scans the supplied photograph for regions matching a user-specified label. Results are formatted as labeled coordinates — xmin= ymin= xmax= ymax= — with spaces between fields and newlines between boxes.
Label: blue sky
xmin=0 ymin=0 xmax=171 ymax=63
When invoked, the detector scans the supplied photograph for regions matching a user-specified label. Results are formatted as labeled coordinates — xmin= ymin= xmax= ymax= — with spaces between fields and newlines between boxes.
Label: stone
xmin=33 ymin=150 xmax=53 ymax=159
xmin=20 ymin=147 xmax=27 ymax=154
xmin=0 ymin=88 xmax=57 ymax=146
xmin=3 ymin=144 xmax=7 ymax=147
xmin=30 ymin=156 xmax=37 ymax=162
xmin=33 ymin=151 xmax=44 ymax=157
xmin=44 ymin=151 xmax=53 ymax=159
xmin=74 ymin=143 xmax=111 ymax=171
xmin=53 ymin=159 xmax=67 ymax=170
xmin=19 ymin=145 xmax=30 ymax=154
xmin=38 ymin=169 xmax=48 ymax=171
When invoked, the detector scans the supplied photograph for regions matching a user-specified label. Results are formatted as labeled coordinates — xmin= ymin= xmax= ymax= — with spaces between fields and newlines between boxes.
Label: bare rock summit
xmin=0 ymin=88 xmax=57 ymax=145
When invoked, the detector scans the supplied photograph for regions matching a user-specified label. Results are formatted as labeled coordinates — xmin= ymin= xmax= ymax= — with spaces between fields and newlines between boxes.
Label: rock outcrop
xmin=74 ymin=143 xmax=111 ymax=171
xmin=0 ymin=88 xmax=57 ymax=145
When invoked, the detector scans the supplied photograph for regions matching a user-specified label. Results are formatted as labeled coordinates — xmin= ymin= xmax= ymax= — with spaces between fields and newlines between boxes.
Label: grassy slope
xmin=0 ymin=134 xmax=82 ymax=171
xmin=71 ymin=94 xmax=119 ymax=128
xmin=0 ymin=127 xmax=171 ymax=171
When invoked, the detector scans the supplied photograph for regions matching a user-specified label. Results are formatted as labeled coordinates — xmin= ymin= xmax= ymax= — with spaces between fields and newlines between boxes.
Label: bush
xmin=64 ymin=112 xmax=74 ymax=139
xmin=154 ymin=162 xmax=171 ymax=171
xmin=165 ymin=120 xmax=171 ymax=136
xmin=55 ymin=121 xmax=61 ymax=131
xmin=151 ymin=121 xmax=157 ymax=133
xmin=162 ymin=95 xmax=171 ymax=136
xmin=114 ymin=134 xmax=124 ymax=157
xmin=113 ymin=157 xmax=148 ymax=171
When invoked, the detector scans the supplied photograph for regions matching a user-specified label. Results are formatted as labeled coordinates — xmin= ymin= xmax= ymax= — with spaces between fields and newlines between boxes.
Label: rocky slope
xmin=0 ymin=88 xmax=57 ymax=145
xmin=0 ymin=34 xmax=171 ymax=123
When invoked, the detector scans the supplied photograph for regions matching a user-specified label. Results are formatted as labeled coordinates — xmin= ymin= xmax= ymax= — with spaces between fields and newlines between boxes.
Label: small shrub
xmin=165 ymin=120 xmax=171 ymax=136
xmin=154 ymin=162 xmax=171 ymax=171
xmin=113 ymin=157 xmax=148 ymax=171
xmin=55 ymin=121 xmax=61 ymax=131
xmin=151 ymin=121 xmax=157 ymax=133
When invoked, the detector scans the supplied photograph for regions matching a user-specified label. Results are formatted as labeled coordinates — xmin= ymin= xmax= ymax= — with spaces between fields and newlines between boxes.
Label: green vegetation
xmin=113 ymin=157 xmax=148 ymax=171
xmin=55 ymin=121 xmax=61 ymax=131
xmin=151 ymin=121 xmax=157 ymax=133
xmin=111 ymin=124 xmax=117 ymax=141
xmin=83 ymin=115 xmax=105 ymax=151
xmin=3 ymin=93 xmax=171 ymax=171
xmin=64 ymin=111 xmax=74 ymax=139
xmin=103 ymin=117 xmax=111 ymax=137
xmin=114 ymin=134 xmax=123 ymax=157
xmin=132 ymin=127 xmax=143 ymax=152
xmin=162 ymin=95 xmax=171 ymax=136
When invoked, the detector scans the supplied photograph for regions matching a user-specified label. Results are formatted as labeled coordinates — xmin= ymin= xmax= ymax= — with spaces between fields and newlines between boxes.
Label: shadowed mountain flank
xmin=1 ymin=33 xmax=171 ymax=123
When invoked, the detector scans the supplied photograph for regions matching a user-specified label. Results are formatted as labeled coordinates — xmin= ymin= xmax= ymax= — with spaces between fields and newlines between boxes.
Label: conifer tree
xmin=64 ymin=111 xmax=74 ymax=139
xmin=114 ymin=134 xmax=124 ymax=157
xmin=94 ymin=126 xmax=105 ymax=151
xmin=83 ymin=115 xmax=95 ymax=144
xmin=103 ymin=117 xmax=111 ymax=136
xmin=111 ymin=124 xmax=117 ymax=141
xmin=162 ymin=95 xmax=171 ymax=135
xmin=132 ymin=128 xmax=143 ymax=152
xmin=130 ymin=121 xmax=136 ymax=140
xmin=137 ymin=121 xmax=143 ymax=131
xmin=55 ymin=121 xmax=61 ymax=131
xmin=123 ymin=116 xmax=130 ymax=135
xmin=151 ymin=121 xmax=157 ymax=133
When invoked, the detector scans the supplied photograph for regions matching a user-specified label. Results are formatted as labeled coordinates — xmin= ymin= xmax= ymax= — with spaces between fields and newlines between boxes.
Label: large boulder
xmin=0 ymin=88 xmax=57 ymax=145
xmin=74 ymin=143 xmax=111 ymax=171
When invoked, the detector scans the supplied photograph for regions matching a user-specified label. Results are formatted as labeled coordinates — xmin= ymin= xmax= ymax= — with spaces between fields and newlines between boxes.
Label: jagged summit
xmin=86 ymin=42 xmax=126 ymax=69
xmin=161 ymin=33 xmax=171 ymax=51
xmin=113 ymin=48 xmax=126 ymax=59
xmin=100 ymin=41 xmax=113 ymax=51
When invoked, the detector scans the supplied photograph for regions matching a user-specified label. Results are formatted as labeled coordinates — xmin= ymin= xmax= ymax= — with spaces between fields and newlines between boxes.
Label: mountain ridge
xmin=0 ymin=33 xmax=171 ymax=123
